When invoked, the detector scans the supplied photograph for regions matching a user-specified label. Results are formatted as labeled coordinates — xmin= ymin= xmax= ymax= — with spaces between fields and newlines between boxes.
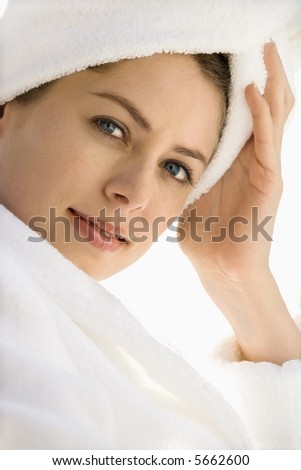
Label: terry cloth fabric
xmin=0 ymin=0 xmax=301 ymax=206
xmin=208 ymin=329 xmax=301 ymax=449
xmin=0 ymin=203 xmax=250 ymax=449
xmin=1 ymin=202 xmax=301 ymax=450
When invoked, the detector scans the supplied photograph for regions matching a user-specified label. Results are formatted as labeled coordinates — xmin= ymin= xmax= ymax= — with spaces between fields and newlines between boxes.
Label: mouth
xmin=69 ymin=208 xmax=128 ymax=244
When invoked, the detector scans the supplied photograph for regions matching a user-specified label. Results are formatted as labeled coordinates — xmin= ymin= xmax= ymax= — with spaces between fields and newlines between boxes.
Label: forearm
xmin=197 ymin=268 xmax=301 ymax=365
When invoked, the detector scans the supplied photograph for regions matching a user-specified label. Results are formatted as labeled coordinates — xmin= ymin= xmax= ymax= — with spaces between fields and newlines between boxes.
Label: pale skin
xmin=0 ymin=44 xmax=300 ymax=365
xmin=0 ymin=53 xmax=221 ymax=279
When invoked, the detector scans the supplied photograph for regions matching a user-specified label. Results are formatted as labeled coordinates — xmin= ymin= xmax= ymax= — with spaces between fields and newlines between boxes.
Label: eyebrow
xmin=89 ymin=91 xmax=209 ymax=166
xmin=172 ymin=146 xmax=208 ymax=167
xmin=89 ymin=91 xmax=152 ymax=132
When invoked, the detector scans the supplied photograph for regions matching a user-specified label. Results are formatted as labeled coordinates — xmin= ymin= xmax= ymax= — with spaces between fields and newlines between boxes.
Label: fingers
xmin=244 ymin=40 xmax=295 ymax=172
xmin=245 ymin=82 xmax=278 ymax=171
xmin=263 ymin=42 xmax=285 ymax=133
xmin=263 ymin=41 xmax=295 ymax=130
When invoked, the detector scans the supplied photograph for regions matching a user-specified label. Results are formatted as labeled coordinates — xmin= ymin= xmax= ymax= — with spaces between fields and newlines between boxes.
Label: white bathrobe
xmin=0 ymin=203 xmax=300 ymax=450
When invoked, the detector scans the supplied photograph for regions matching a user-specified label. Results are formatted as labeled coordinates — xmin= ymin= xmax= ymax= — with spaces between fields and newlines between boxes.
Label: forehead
xmin=89 ymin=53 xmax=215 ymax=96
xmin=63 ymin=53 xmax=222 ymax=117
xmin=60 ymin=53 xmax=216 ymax=94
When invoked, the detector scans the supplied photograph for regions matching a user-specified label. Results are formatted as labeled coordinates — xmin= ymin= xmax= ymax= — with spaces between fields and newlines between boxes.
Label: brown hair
xmin=194 ymin=53 xmax=230 ymax=126
xmin=15 ymin=53 xmax=231 ymax=127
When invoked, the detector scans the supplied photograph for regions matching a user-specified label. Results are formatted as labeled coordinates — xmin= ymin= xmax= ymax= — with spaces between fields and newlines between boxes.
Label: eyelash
xmin=92 ymin=117 xmax=195 ymax=186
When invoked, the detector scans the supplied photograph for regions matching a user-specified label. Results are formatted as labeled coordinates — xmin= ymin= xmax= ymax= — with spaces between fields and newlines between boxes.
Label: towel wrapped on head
xmin=0 ymin=0 xmax=300 ymax=205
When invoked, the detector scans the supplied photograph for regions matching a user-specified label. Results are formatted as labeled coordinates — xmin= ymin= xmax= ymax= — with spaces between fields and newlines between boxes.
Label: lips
xmin=69 ymin=208 xmax=127 ymax=243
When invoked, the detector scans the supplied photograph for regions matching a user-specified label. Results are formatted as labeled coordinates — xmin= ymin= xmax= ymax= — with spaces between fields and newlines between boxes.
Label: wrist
xmin=197 ymin=268 xmax=301 ymax=364
xmin=195 ymin=260 xmax=272 ymax=292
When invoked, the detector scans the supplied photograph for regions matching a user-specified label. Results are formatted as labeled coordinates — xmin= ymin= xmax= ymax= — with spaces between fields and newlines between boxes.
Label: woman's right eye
xmin=93 ymin=118 xmax=128 ymax=142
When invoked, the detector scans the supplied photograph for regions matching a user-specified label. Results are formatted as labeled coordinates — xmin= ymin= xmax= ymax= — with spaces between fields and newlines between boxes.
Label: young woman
xmin=0 ymin=0 xmax=301 ymax=449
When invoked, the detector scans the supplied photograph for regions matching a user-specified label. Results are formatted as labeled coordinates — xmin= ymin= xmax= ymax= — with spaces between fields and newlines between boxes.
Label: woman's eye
xmin=94 ymin=118 xmax=125 ymax=141
xmin=164 ymin=161 xmax=193 ymax=184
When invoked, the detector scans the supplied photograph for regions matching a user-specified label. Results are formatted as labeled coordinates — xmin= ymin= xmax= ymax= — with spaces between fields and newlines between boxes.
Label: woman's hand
xmin=180 ymin=41 xmax=294 ymax=281
xmin=179 ymin=42 xmax=301 ymax=364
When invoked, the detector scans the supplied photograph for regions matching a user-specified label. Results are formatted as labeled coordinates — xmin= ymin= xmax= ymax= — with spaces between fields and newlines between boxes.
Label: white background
xmin=1 ymin=0 xmax=300 ymax=369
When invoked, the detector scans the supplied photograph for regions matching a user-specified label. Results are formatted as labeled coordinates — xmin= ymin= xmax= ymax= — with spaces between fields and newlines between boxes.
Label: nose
xmin=103 ymin=160 xmax=152 ymax=213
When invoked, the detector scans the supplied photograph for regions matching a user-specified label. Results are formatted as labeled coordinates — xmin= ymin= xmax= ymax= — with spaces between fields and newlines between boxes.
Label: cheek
xmin=0 ymin=126 xmax=49 ymax=218
xmin=0 ymin=117 xmax=91 ymax=218
xmin=24 ymin=117 xmax=100 ymax=192
xmin=142 ymin=195 xmax=188 ymax=240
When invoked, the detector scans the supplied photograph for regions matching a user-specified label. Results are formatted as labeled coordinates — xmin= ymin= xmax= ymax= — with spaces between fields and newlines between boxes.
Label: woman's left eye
xmin=164 ymin=161 xmax=193 ymax=185
xmin=94 ymin=118 xmax=126 ymax=141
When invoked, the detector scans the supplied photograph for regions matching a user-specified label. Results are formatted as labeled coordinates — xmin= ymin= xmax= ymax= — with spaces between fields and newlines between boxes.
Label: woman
xmin=0 ymin=0 xmax=301 ymax=449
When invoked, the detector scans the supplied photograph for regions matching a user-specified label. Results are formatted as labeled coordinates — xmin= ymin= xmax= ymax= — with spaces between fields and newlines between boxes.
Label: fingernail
xmin=269 ymin=38 xmax=277 ymax=51
xmin=251 ymin=81 xmax=260 ymax=93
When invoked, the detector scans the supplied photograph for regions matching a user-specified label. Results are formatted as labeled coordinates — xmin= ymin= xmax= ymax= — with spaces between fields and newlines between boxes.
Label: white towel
xmin=0 ymin=0 xmax=300 ymax=204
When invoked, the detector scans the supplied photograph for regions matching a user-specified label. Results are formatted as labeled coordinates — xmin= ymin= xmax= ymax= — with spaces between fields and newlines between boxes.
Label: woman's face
xmin=0 ymin=53 xmax=222 ymax=279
